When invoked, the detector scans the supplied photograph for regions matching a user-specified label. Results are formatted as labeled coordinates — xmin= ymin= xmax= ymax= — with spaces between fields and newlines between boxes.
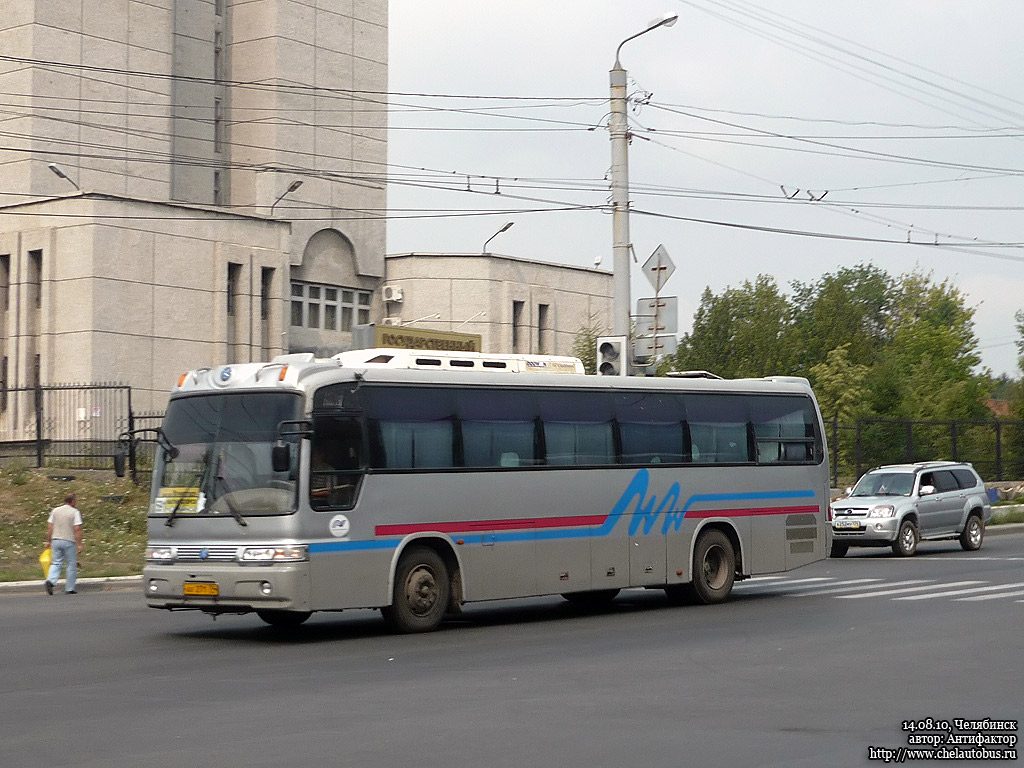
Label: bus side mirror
xmin=272 ymin=444 xmax=291 ymax=473
xmin=113 ymin=449 xmax=127 ymax=478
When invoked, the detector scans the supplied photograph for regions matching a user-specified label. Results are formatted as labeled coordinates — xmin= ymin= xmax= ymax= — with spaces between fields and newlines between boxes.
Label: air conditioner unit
xmin=382 ymin=284 xmax=404 ymax=303
xmin=381 ymin=317 xmax=403 ymax=326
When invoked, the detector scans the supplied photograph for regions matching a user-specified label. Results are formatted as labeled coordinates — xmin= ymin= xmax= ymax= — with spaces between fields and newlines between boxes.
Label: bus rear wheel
xmin=691 ymin=529 xmax=736 ymax=604
xmin=382 ymin=546 xmax=450 ymax=633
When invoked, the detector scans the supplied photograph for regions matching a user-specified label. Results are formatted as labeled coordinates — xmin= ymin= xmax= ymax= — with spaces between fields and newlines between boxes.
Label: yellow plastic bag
xmin=39 ymin=547 xmax=52 ymax=576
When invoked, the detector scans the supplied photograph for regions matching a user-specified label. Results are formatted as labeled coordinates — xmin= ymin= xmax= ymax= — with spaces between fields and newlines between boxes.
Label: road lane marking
xmin=835 ymin=580 xmax=985 ymax=599
xmin=894 ymin=581 xmax=1024 ymax=600
xmin=734 ymin=577 xmax=833 ymax=589
xmin=957 ymin=588 xmax=1024 ymax=601
xmin=794 ymin=579 xmax=927 ymax=597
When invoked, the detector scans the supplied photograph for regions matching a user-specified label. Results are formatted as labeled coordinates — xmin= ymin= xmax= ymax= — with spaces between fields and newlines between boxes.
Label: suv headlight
xmin=868 ymin=505 xmax=896 ymax=518
xmin=146 ymin=546 xmax=176 ymax=563
xmin=240 ymin=545 xmax=308 ymax=563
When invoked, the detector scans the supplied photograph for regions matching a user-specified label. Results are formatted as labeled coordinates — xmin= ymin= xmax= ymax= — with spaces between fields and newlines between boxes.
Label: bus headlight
xmin=146 ymin=546 xmax=176 ymax=563
xmin=868 ymin=505 xmax=895 ymax=518
xmin=240 ymin=545 xmax=308 ymax=563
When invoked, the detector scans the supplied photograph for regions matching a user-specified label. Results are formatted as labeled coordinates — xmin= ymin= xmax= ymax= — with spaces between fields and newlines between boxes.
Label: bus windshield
xmin=150 ymin=392 xmax=302 ymax=519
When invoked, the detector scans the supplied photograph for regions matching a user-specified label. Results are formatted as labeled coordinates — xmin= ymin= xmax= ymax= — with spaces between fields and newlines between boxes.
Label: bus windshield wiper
xmin=212 ymin=450 xmax=248 ymax=527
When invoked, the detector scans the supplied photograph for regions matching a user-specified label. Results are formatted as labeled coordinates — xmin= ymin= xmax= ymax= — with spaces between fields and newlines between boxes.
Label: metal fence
xmin=0 ymin=383 xmax=135 ymax=469
xmin=827 ymin=417 xmax=1024 ymax=487
xmin=2 ymin=387 xmax=1021 ymax=488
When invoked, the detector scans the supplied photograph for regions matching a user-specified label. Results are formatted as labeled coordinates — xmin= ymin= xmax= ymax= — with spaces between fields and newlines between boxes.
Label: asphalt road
xmin=3 ymin=535 xmax=1022 ymax=768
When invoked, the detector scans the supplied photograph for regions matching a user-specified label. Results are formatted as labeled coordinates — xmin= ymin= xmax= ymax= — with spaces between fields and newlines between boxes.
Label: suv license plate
xmin=183 ymin=582 xmax=219 ymax=597
xmin=834 ymin=520 xmax=863 ymax=530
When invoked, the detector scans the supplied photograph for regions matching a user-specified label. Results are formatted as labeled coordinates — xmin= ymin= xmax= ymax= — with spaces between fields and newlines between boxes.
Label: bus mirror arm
xmin=113 ymin=428 xmax=178 ymax=478
xmin=272 ymin=420 xmax=312 ymax=474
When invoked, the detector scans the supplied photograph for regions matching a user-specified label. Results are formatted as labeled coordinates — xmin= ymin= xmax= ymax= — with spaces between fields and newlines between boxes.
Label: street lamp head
xmin=647 ymin=12 xmax=678 ymax=31
xmin=615 ymin=11 xmax=679 ymax=67
xmin=47 ymin=162 xmax=81 ymax=190
xmin=498 ymin=221 xmax=514 ymax=234
xmin=286 ymin=180 xmax=303 ymax=193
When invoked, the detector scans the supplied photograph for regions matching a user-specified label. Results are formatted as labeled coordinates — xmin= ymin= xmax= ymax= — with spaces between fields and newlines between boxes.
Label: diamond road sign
xmin=642 ymin=244 xmax=675 ymax=293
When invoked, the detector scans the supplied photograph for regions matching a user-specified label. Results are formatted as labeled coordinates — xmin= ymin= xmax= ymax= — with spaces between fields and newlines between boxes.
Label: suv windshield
xmin=851 ymin=471 xmax=915 ymax=497
xmin=150 ymin=392 xmax=301 ymax=519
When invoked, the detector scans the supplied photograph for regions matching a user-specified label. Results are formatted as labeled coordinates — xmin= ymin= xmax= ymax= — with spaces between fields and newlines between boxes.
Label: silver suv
xmin=830 ymin=461 xmax=991 ymax=557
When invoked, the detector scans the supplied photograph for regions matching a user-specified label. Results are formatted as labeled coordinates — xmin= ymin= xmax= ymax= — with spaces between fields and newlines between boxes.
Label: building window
xmin=1 ymin=356 xmax=7 ymax=413
xmin=214 ymin=99 xmax=223 ymax=154
xmin=28 ymin=249 xmax=42 ymax=309
xmin=0 ymin=254 xmax=9 ymax=312
xmin=215 ymin=0 xmax=224 ymax=17
xmin=227 ymin=262 xmax=242 ymax=316
xmin=512 ymin=300 xmax=525 ymax=353
xmin=291 ymin=281 xmax=370 ymax=331
xmin=214 ymin=31 xmax=224 ymax=83
xmin=213 ymin=170 xmax=222 ymax=205
xmin=538 ymin=303 xmax=550 ymax=354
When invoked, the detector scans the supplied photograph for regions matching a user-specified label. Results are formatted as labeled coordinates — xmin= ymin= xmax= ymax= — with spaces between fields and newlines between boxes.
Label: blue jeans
xmin=47 ymin=539 xmax=78 ymax=592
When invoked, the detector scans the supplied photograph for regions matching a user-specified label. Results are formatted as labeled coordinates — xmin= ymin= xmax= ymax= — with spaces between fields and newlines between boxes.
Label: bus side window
xmin=309 ymin=416 xmax=364 ymax=510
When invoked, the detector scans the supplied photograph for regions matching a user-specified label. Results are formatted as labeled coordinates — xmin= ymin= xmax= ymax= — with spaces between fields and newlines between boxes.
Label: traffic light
xmin=595 ymin=335 xmax=628 ymax=376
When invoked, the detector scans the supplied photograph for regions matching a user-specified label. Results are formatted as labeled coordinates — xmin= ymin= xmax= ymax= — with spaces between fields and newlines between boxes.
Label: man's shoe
xmin=44 ymin=581 xmax=53 ymax=595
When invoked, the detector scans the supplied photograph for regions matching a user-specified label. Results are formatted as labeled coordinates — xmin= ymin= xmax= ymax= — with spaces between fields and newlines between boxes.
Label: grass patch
xmin=0 ymin=466 xmax=148 ymax=581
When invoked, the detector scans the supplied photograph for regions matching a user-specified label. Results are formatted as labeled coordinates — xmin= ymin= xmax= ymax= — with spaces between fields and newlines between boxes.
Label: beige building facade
xmin=382 ymin=253 xmax=613 ymax=357
xmin=0 ymin=0 xmax=389 ymax=397
xmin=0 ymin=1 xmax=614 ymax=439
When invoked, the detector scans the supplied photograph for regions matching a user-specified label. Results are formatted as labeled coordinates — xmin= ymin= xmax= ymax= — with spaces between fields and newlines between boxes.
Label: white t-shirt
xmin=48 ymin=504 xmax=83 ymax=542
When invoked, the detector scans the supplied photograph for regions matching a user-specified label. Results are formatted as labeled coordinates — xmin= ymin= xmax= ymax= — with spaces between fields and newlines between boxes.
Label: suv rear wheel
xmin=892 ymin=519 xmax=918 ymax=557
xmin=959 ymin=514 xmax=984 ymax=552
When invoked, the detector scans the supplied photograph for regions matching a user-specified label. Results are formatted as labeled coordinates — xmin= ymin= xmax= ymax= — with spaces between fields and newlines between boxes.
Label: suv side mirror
xmin=919 ymin=484 xmax=935 ymax=496
xmin=271 ymin=443 xmax=291 ymax=473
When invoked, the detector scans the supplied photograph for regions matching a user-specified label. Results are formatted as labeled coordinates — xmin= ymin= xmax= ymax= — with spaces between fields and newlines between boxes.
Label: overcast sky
xmin=386 ymin=1 xmax=1024 ymax=377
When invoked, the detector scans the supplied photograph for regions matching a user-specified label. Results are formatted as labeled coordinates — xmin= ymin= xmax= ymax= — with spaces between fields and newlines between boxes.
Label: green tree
xmin=667 ymin=275 xmax=795 ymax=378
xmin=790 ymin=263 xmax=894 ymax=372
xmin=570 ymin=314 xmax=607 ymax=376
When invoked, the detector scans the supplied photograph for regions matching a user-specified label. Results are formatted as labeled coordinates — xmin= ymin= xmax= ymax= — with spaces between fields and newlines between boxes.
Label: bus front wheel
xmin=382 ymin=546 xmax=450 ymax=633
xmin=691 ymin=529 xmax=736 ymax=604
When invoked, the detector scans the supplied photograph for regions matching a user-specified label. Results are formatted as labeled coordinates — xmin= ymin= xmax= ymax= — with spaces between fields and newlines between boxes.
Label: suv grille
xmin=834 ymin=508 xmax=869 ymax=517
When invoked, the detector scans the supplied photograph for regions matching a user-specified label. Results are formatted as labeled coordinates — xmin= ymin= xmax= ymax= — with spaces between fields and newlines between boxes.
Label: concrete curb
xmin=2 ymin=524 xmax=1022 ymax=595
xmin=0 ymin=575 xmax=142 ymax=595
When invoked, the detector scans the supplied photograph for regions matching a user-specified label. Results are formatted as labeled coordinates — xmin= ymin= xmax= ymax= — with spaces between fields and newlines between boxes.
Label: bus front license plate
xmin=834 ymin=521 xmax=862 ymax=530
xmin=183 ymin=582 xmax=219 ymax=597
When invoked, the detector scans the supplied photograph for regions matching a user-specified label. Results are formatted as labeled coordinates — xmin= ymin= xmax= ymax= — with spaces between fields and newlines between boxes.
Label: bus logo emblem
xmin=329 ymin=515 xmax=351 ymax=538
xmin=220 ymin=367 xmax=232 ymax=382
xmin=200 ymin=548 xmax=209 ymax=560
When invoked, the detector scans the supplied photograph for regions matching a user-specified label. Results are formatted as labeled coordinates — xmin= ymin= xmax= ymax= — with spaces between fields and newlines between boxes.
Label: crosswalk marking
xmin=893 ymin=581 xmax=1024 ymax=601
xmin=957 ymin=588 xmax=1024 ymax=602
xmin=794 ymin=579 xmax=925 ymax=597
xmin=733 ymin=574 xmax=1024 ymax=603
xmin=734 ymin=576 xmax=832 ymax=589
xmin=835 ymin=580 xmax=986 ymax=599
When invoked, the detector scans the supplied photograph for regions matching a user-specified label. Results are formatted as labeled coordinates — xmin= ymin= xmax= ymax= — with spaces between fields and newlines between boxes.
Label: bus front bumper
xmin=143 ymin=563 xmax=311 ymax=613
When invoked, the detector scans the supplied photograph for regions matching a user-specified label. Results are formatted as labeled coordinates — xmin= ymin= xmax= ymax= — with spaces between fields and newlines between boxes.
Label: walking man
xmin=45 ymin=493 xmax=83 ymax=595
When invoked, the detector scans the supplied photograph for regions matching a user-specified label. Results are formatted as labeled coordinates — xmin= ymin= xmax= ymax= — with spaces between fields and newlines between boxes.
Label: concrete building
xmin=0 ymin=0 xmax=388 ymax=433
xmin=0 ymin=1 xmax=614 ymax=442
xmin=382 ymin=253 xmax=613 ymax=357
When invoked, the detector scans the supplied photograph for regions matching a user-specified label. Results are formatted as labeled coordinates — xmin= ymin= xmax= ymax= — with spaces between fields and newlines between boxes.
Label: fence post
xmin=995 ymin=422 xmax=1003 ymax=481
xmin=904 ymin=421 xmax=913 ymax=463
xmin=950 ymin=421 xmax=958 ymax=462
xmin=831 ymin=416 xmax=839 ymax=488
xmin=855 ymin=420 xmax=863 ymax=479
xmin=127 ymin=387 xmax=138 ymax=485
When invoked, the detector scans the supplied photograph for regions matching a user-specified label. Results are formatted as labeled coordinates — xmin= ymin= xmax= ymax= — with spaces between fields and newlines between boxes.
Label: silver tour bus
xmin=127 ymin=349 xmax=831 ymax=632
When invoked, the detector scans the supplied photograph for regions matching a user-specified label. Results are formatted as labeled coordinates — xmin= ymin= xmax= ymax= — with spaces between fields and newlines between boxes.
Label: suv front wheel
xmin=892 ymin=519 xmax=919 ymax=557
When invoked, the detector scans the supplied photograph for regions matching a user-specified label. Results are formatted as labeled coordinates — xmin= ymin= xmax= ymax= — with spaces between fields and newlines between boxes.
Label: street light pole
xmin=609 ymin=12 xmax=678 ymax=338
xmin=482 ymin=221 xmax=514 ymax=254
